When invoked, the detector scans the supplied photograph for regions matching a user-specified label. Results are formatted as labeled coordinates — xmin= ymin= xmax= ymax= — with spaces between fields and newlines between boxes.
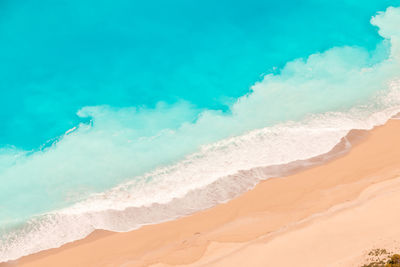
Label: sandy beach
xmin=3 ymin=118 xmax=400 ymax=267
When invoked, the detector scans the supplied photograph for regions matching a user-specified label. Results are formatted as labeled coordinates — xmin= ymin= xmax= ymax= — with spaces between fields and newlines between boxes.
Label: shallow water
xmin=1 ymin=0 xmax=400 ymax=261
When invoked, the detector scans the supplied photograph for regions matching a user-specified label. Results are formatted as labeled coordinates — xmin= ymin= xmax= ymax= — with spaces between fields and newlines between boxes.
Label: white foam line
xmin=1 ymin=98 xmax=400 ymax=262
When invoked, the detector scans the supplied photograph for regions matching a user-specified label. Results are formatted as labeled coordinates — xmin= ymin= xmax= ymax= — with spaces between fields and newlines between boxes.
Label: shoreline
xmin=4 ymin=118 xmax=400 ymax=266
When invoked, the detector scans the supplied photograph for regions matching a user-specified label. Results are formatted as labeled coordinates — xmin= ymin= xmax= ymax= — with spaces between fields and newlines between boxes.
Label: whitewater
xmin=2 ymin=2 xmax=400 ymax=263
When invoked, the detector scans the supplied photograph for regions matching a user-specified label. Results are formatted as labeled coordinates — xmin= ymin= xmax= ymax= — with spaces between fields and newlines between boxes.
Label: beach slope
xmin=6 ymin=119 xmax=400 ymax=267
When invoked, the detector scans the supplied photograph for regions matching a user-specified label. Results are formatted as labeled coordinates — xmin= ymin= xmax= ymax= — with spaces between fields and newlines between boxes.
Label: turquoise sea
xmin=1 ymin=0 xmax=400 ymax=261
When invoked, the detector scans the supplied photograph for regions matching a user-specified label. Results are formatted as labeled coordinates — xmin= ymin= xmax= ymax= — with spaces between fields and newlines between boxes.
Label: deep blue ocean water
xmin=1 ymin=0 xmax=400 ymax=261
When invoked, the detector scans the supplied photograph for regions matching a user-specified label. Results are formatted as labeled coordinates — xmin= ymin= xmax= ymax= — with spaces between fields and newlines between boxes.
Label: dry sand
xmin=3 ymin=119 xmax=400 ymax=267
